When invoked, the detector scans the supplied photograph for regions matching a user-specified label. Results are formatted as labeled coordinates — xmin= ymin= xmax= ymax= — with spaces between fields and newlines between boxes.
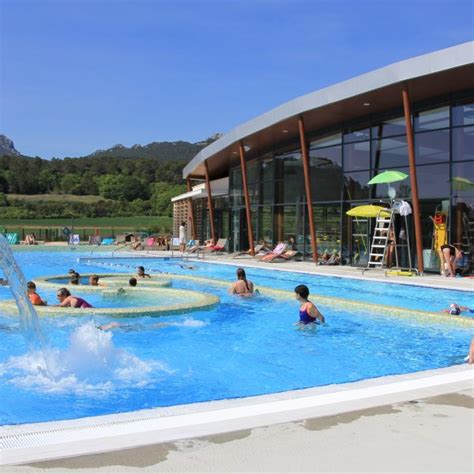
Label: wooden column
xmin=238 ymin=142 xmax=255 ymax=255
xmin=298 ymin=116 xmax=318 ymax=263
xmin=204 ymin=160 xmax=216 ymax=245
xmin=402 ymin=87 xmax=424 ymax=274
xmin=186 ymin=177 xmax=197 ymax=241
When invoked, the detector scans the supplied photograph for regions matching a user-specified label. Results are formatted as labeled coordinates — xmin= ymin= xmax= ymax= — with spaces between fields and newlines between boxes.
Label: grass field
xmin=9 ymin=194 xmax=111 ymax=204
xmin=0 ymin=216 xmax=171 ymax=227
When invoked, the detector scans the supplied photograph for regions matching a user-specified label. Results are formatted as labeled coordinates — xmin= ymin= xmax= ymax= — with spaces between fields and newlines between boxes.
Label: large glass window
xmin=313 ymin=204 xmax=342 ymax=255
xmin=344 ymin=171 xmax=370 ymax=200
xmin=452 ymin=126 xmax=474 ymax=161
xmin=372 ymin=115 xmax=406 ymax=138
xmin=415 ymin=129 xmax=450 ymax=165
xmin=343 ymin=126 xmax=370 ymax=143
xmin=417 ymin=164 xmax=450 ymax=199
xmin=310 ymin=132 xmax=341 ymax=148
xmin=372 ymin=136 xmax=408 ymax=170
xmin=274 ymin=151 xmax=303 ymax=204
xmin=310 ymin=146 xmax=343 ymax=201
xmin=453 ymin=99 xmax=474 ymax=126
xmin=344 ymin=141 xmax=370 ymax=171
xmin=452 ymin=161 xmax=474 ymax=198
xmin=415 ymin=106 xmax=449 ymax=131
xmin=230 ymin=167 xmax=242 ymax=206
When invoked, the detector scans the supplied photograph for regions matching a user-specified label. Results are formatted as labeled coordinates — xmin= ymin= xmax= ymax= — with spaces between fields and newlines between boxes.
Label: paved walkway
xmin=8 ymin=389 xmax=473 ymax=473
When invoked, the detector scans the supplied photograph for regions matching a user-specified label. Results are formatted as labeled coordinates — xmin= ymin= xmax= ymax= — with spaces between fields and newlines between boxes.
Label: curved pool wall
xmin=78 ymin=256 xmax=474 ymax=313
xmin=0 ymin=251 xmax=472 ymax=428
xmin=30 ymin=271 xmax=474 ymax=326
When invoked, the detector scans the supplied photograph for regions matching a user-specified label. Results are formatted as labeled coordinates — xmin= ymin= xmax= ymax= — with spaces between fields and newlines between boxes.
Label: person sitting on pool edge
xmin=27 ymin=281 xmax=47 ymax=306
xmin=136 ymin=266 xmax=151 ymax=279
xmin=229 ymin=267 xmax=254 ymax=297
xmin=294 ymin=284 xmax=325 ymax=325
xmin=129 ymin=277 xmax=137 ymax=287
xmin=54 ymin=288 xmax=93 ymax=308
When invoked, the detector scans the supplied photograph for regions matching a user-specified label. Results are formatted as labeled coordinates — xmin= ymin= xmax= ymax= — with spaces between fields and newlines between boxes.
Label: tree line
xmin=0 ymin=153 xmax=193 ymax=219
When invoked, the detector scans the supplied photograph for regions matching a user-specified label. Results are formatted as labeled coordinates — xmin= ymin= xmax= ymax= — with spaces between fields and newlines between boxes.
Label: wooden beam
xmin=402 ymin=86 xmax=424 ymax=274
xmin=186 ymin=177 xmax=197 ymax=241
xmin=204 ymin=160 xmax=216 ymax=245
xmin=239 ymin=142 xmax=255 ymax=256
xmin=298 ymin=116 xmax=318 ymax=263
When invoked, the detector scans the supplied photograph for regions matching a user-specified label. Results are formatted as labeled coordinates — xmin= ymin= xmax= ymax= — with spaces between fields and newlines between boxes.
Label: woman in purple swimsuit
xmin=294 ymin=284 xmax=324 ymax=325
xmin=55 ymin=288 xmax=93 ymax=308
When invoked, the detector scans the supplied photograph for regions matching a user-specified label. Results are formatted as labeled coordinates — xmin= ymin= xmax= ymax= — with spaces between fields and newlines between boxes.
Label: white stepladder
xmin=363 ymin=209 xmax=396 ymax=272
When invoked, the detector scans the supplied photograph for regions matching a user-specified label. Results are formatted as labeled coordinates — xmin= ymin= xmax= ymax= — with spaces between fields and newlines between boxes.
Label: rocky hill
xmin=0 ymin=135 xmax=20 ymax=156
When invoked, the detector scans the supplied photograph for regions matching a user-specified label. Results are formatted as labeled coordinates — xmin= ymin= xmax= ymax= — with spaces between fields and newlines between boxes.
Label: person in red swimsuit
xmin=27 ymin=281 xmax=47 ymax=306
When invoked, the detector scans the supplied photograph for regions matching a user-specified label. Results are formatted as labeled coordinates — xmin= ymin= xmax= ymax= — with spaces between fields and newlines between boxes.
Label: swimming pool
xmin=0 ymin=251 xmax=472 ymax=425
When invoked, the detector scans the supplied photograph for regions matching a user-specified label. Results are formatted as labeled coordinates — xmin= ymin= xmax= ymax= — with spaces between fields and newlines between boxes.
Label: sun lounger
xmin=6 ymin=233 xmax=18 ymax=245
xmin=232 ymin=244 xmax=268 ymax=258
xmin=88 ymin=235 xmax=102 ymax=245
xmin=101 ymin=238 xmax=115 ymax=245
xmin=259 ymin=243 xmax=288 ymax=262
xmin=201 ymin=238 xmax=227 ymax=253
xmin=268 ymin=249 xmax=301 ymax=262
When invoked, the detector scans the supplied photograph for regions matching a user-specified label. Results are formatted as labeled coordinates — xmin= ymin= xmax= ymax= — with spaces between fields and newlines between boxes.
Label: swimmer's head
xmin=56 ymin=287 xmax=71 ymax=301
xmin=89 ymin=275 xmax=99 ymax=286
xmin=294 ymin=284 xmax=310 ymax=301
xmin=236 ymin=268 xmax=247 ymax=280
xmin=129 ymin=277 xmax=137 ymax=287
xmin=70 ymin=273 xmax=80 ymax=285
xmin=26 ymin=281 xmax=36 ymax=292
xmin=137 ymin=266 xmax=145 ymax=276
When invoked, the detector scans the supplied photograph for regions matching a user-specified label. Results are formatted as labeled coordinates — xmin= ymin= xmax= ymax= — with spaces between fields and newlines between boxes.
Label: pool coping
xmin=85 ymin=252 xmax=474 ymax=293
xmin=1 ymin=364 xmax=473 ymax=465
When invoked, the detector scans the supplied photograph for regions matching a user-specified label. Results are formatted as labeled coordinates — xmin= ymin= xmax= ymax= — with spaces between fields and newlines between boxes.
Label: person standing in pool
xmin=54 ymin=288 xmax=93 ymax=308
xmin=294 ymin=284 xmax=325 ymax=325
xmin=229 ymin=268 xmax=254 ymax=297
xmin=27 ymin=281 xmax=47 ymax=306
xmin=136 ymin=266 xmax=151 ymax=278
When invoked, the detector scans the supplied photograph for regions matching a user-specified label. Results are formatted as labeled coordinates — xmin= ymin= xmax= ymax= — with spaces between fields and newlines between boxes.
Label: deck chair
xmin=268 ymin=249 xmax=301 ymax=262
xmin=144 ymin=236 xmax=157 ymax=250
xmin=6 ymin=233 xmax=18 ymax=245
xmin=259 ymin=243 xmax=287 ymax=262
xmin=101 ymin=237 xmax=115 ymax=245
xmin=88 ymin=235 xmax=102 ymax=245
xmin=69 ymin=234 xmax=80 ymax=245
xmin=208 ymin=238 xmax=228 ymax=253
xmin=232 ymin=244 xmax=267 ymax=258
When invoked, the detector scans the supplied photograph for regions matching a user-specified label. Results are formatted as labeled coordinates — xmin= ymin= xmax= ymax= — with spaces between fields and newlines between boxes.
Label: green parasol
xmin=451 ymin=176 xmax=474 ymax=192
xmin=367 ymin=170 xmax=408 ymax=185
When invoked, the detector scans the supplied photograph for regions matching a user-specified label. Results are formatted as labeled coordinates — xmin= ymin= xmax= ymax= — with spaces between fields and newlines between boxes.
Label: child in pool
xmin=294 ymin=284 xmax=324 ymax=325
xmin=27 ymin=281 xmax=47 ymax=306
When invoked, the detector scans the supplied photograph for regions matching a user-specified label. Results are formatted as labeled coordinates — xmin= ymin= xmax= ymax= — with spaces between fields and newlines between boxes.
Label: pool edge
xmin=1 ymin=364 xmax=473 ymax=466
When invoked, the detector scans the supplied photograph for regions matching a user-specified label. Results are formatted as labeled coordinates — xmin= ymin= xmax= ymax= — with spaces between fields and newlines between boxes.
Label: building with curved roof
xmin=173 ymin=42 xmax=474 ymax=273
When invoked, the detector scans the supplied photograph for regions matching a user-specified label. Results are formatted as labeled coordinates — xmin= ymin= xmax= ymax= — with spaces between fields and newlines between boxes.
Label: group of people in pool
xmin=26 ymin=266 xmax=152 ymax=308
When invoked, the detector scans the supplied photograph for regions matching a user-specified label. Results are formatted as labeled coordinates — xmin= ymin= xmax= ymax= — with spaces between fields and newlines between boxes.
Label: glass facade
xmin=212 ymin=91 xmax=474 ymax=272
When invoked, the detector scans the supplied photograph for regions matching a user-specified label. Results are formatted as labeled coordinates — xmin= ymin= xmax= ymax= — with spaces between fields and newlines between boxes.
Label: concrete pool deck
xmin=113 ymin=249 xmax=474 ymax=292
xmin=9 ymin=388 xmax=473 ymax=473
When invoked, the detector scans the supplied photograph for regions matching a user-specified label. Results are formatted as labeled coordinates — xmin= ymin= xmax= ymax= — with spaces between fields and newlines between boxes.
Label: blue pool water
xmin=0 ymin=251 xmax=472 ymax=425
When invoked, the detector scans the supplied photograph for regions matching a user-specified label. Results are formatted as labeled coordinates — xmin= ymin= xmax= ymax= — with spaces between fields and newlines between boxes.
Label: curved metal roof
xmin=184 ymin=42 xmax=474 ymax=178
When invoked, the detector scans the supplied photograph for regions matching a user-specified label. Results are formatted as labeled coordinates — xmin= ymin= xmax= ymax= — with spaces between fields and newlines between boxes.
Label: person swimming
xmin=54 ymin=288 xmax=93 ymax=308
xmin=294 ymin=284 xmax=325 ymax=325
xmin=26 ymin=281 xmax=47 ymax=306
xmin=442 ymin=303 xmax=471 ymax=316
xmin=229 ymin=268 xmax=254 ymax=296
xmin=129 ymin=277 xmax=138 ymax=287
xmin=136 ymin=266 xmax=151 ymax=278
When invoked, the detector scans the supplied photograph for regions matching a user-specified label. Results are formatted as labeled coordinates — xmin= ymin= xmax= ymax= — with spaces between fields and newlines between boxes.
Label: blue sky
xmin=1 ymin=0 xmax=472 ymax=158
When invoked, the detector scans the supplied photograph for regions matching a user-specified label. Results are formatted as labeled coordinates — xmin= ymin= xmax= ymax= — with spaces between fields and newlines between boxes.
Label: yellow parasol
xmin=346 ymin=205 xmax=391 ymax=218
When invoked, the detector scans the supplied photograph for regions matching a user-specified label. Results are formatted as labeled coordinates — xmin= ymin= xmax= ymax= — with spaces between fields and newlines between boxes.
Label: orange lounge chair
xmin=260 ymin=243 xmax=287 ymax=262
